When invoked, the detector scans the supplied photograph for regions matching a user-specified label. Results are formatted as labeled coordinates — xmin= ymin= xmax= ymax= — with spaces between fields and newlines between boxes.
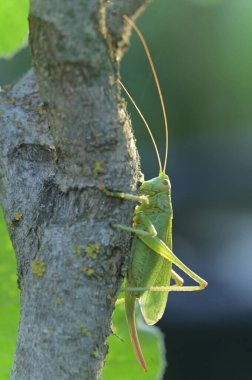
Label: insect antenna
xmin=118 ymin=79 xmax=162 ymax=174
xmin=124 ymin=15 xmax=169 ymax=174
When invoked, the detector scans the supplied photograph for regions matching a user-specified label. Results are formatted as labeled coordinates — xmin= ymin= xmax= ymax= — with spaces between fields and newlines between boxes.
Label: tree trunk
xmin=0 ymin=1 xmax=148 ymax=378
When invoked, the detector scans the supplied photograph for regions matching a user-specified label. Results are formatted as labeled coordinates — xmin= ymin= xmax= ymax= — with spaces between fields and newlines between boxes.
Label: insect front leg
xmin=111 ymin=211 xmax=157 ymax=237
xmin=98 ymin=184 xmax=148 ymax=205
xmin=136 ymin=211 xmax=157 ymax=236
xmin=112 ymin=224 xmax=153 ymax=237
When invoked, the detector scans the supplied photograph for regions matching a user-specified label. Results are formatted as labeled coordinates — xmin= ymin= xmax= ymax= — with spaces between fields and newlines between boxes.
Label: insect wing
xmin=140 ymin=259 xmax=172 ymax=325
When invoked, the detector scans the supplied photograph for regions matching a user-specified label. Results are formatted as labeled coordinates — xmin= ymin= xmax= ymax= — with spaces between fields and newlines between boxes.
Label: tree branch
xmin=0 ymin=1 xmax=148 ymax=379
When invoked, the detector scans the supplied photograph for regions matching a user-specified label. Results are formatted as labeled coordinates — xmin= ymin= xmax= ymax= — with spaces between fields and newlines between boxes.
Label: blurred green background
xmin=1 ymin=0 xmax=252 ymax=378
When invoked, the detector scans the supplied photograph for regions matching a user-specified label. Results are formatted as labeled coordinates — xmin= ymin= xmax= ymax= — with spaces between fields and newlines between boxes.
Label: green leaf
xmin=102 ymin=303 xmax=166 ymax=380
xmin=0 ymin=0 xmax=29 ymax=57
xmin=0 ymin=208 xmax=19 ymax=379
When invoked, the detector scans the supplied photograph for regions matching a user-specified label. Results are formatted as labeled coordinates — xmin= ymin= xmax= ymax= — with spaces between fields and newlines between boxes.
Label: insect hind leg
xmin=121 ymin=285 xmax=204 ymax=293
xmin=138 ymin=234 xmax=208 ymax=289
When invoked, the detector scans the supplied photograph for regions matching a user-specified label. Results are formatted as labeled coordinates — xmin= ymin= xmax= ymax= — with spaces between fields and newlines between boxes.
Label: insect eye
xmin=163 ymin=180 xmax=168 ymax=185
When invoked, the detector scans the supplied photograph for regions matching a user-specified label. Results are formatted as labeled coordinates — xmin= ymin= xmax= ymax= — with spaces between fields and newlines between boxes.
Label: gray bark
xmin=0 ymin=1 xmax=148 ymax=379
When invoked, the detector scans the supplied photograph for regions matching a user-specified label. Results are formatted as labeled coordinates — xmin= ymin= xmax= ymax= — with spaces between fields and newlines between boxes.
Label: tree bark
xmin=0 ymin=1 xmax=148 ymax=379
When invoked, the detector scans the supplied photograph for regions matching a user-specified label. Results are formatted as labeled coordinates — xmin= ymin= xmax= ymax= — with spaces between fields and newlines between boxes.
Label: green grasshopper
xmin=101 ymin=15 xmax=208 ymax=371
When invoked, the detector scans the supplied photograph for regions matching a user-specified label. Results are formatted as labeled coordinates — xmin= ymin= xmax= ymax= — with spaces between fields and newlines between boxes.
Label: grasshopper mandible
xmin=100 ymin=15 xmax=208 ymax=371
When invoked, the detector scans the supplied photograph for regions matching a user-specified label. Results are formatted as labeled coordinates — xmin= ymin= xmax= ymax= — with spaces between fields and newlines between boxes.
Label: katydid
xmin=101 ymin=15 xmax=208 ymax=371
